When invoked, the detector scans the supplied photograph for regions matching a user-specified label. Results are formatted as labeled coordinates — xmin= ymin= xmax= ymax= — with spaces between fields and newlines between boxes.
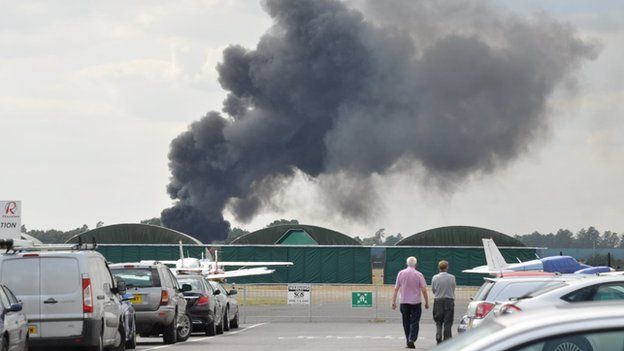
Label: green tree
xmin=266 ymin=219 xmax=299 ymax=227
xmin=600 ymin=231 xmax=620 ymax=248
xmin=225 ymin=227 xmax=250 ymax=243
xmin=140 ymin=217 xmax=162 ymax=226
xmin=383 ymin=233 xmax=403 ymax=246
xmin=554 ymin=229 xmax=575 ymax=248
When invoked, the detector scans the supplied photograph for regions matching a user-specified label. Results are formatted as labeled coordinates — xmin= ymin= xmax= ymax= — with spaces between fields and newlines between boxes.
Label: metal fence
xmin=236 ymin=284 xmax=479 ymax=323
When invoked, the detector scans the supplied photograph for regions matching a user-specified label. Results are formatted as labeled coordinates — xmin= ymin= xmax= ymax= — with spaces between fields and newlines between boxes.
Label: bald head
xmin=406 ymin=256 xmax=417 ymax=267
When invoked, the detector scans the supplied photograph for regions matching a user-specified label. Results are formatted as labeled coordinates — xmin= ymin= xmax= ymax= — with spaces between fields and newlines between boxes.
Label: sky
xmin=1 ymin=0 xmax=622 ymax=239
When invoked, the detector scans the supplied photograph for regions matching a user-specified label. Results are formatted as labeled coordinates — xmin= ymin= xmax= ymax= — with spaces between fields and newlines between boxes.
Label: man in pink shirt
xmin=392 ymin=256 xmax=429 ymax=349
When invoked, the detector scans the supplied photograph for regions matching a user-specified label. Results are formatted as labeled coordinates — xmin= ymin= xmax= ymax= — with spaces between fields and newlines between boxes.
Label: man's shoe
xmin=406 ymin=341 xmax=416 ymax=349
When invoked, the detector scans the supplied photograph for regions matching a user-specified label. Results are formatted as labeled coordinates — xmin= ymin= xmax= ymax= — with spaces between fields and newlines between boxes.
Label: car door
xmin=91 ymin=257 xmax=120 ymax=344
xmin=2 ymin=285 xmax=28 ymax=349
xmin=39 ymin=256 xmax=83 ymax=338
xmin=166 ymin=269 xmax=186 ymax=312
xmin=0 ymin=257 xmax=41 ymax=339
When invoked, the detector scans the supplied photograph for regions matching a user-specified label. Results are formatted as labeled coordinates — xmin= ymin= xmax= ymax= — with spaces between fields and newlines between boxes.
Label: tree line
xmin=513 ymin=227 xmax=622 ymax=249
xmin=20 ymin=218 xmax=621 ymax=249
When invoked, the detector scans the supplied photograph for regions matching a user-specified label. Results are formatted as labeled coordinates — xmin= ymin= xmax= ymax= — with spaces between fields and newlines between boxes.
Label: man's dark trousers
xmin=400 ymin=303 xmax=422 ymax=343
xmin=433 ymin=298 xmax=454 ymax=343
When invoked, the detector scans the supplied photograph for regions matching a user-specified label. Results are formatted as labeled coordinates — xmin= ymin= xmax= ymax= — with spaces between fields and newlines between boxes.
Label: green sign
xmin=352 ymin=292 xmax=373 ymax=308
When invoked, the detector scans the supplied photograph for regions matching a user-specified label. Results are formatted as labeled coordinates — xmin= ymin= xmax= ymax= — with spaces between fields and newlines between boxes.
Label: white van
xmin=0 ymin=249 xmax=126 ymax=351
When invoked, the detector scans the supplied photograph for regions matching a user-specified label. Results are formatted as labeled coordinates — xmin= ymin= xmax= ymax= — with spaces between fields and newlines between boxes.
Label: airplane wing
xmin=216 ymin=261 xmax=293 ymax=267
xmin=462 ymin=265 xmax=514 ymax=274
xmin=140 ymin=260 xmax=178 ymax=265
xmin=205 ymin=267 xmax=275 ymax=280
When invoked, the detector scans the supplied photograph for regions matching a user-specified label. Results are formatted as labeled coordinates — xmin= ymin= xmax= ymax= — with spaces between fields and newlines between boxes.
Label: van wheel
xmin=107 ymin=322 xmax=126 ymax=351
xmin=162 ymin=314 xmax=177 ymax=344
xmin=125 ymin=317 xmax=137 ymax=349
xmin=176 ymin=313 xmax=191 ymax=342
xmin=205 ymin=318 xmax=216 ymax=336
xmin=89 ymin=333 xmax=104 ymax=351
xmin=230 ymin=311 xmax=239 ymax=329
xmin=216 ymin=315 xmax=224 ymax=335
xmin=223 ymin=308 xmax=230 ymax=332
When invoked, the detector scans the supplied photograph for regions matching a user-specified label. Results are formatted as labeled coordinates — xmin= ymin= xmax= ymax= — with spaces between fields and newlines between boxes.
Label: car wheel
xmin=176 ymin=313 xmax=191 ymax=342
xmin=125 ymin=317 xmax=137 ymax=350
xmin=162 ymin=313 xmax=177 ymax=344
xmin=223 ymin=308 xmax=230 ymax=332
xmin=542 ymin=336 xmax=593 ymax=351
xmin=107 ymin=321 xmax=126 ymax=351
xmin=216 ymin=314 xmax=224 ymax=335
xmin=230 ymin=310 xmax=239 ymax=329
xmin=205 ymin=319 xmax=216 ymax=336
xmin=1 ymin=335 xmax=9 ymax=351
xmin=88 ymin=332 xmax=104 ymax=351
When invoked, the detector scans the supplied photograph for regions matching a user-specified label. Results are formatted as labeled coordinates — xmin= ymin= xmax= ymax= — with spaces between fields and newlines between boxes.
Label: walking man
xmin=432 ymin=260 xmax=456 ymax=344
xmin=392 ymin=256 xmax=429 ymax=349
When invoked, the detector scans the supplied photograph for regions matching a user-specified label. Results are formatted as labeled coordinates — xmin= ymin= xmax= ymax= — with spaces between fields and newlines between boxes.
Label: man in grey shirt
xmin=431 ymin=260 xmax=456 ymax=344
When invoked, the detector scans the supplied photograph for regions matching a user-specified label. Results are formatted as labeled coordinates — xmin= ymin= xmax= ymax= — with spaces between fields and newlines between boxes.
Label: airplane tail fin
xmin=178 ymin=240 xmax=184 ymax=262
xmin=483 ymin=239 xmax=508 ymax=272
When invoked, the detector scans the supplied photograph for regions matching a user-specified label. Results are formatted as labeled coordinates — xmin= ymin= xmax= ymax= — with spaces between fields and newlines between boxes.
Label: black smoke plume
xmin=162 ymin=0 xmax=597 ymax=242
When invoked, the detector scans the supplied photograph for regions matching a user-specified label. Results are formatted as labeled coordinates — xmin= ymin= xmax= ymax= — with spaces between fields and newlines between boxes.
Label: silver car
xmin=434 ymin=302 xmax=624 ymax=351
xmin=207 ymin=281 xmax=239 ymax=332
xmin=110 ymin=262 xmax=190 ymax=345
xmin=0 ymin=284 xmax=28 ymax=351
xmin=498 ymin=275 xmax=624 ymax=316
xmin=459 ymin=273 xmax=585 ymax=331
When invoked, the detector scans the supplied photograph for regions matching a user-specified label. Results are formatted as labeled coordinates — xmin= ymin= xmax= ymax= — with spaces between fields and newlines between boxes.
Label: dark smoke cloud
xmin=162 ymin=0 xmax=597 ymax=242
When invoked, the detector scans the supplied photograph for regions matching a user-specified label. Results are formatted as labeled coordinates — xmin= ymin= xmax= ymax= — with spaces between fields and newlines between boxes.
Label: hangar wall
xmin=384 ymin=247 xmax=538 ymax=286
xmin=96 ymin=244 xmax=372 ymax=284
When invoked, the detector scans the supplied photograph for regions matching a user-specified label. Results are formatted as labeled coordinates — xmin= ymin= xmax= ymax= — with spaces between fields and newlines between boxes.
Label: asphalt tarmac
xmin=134 ymin=321 xmax=441 ymax=351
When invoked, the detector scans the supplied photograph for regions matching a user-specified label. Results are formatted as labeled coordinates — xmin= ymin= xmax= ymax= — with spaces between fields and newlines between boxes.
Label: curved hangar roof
xmin=230 ymin=224 xmax=361 ymax=245
xmin=395 ymin=225 xmax=525 ymax=247
xmin=66 ymin=223 xmax=202 ymax=245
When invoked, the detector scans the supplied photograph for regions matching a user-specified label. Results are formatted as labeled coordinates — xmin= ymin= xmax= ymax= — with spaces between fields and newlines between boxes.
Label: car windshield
xmin=111 ymin=268 xmax=160 ymax=288
xmin=177 ymin=277 xmax=204 ymax=292
xmin=432 ymin=321 xmax=504 ymax=350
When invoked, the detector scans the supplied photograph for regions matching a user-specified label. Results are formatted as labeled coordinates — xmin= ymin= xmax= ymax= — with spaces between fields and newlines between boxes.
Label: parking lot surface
xmin=134 ymin=322 xmax=439 ymax=351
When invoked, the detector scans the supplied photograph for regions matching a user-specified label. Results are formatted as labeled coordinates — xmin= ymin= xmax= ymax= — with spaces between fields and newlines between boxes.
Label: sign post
xmin=351 ymin=291 xmax=373 ymax=308
xmin=0 ymin=201 xmax=21 ymax=240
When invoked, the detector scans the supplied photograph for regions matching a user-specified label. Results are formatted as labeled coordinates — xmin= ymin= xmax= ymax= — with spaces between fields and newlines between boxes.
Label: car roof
xmin=109 ymin=262 xmax=163 ymax=269
xmin=460 ymin=303 xmax=624 ymax=350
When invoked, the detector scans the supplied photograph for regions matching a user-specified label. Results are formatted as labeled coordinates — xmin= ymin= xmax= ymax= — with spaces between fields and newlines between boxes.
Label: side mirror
xmin=116 ymin=279 xmax=127 ymax=295
xmin=213 ymin=289 xmax=221 ymax=296
xmin=7 ymin=303 xmax=22 ymax=313
xmin=181 ymin=284 xmax=193 ymax=292
xmin=228 ymin=289 xmax=237 ymax=296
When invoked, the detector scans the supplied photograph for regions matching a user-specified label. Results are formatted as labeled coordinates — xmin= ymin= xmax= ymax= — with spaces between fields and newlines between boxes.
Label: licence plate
xmin=130 ymin=294 xmax=143 ymax=304
xmin=28 ymin=325 xmax=37 ymax=335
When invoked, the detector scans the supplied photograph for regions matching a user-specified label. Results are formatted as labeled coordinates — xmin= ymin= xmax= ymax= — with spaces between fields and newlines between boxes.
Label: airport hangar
xmin=66 ymin=223 xmax=536 ymax=286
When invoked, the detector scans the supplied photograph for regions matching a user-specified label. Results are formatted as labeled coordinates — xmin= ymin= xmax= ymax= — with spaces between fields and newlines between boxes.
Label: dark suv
xmin=110 ymin=262 xmax=191 ymax=344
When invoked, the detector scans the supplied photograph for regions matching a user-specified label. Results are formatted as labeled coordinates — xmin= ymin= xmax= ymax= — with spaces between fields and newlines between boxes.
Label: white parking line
xmin=139 ymin=323 xmax=267 ymax=350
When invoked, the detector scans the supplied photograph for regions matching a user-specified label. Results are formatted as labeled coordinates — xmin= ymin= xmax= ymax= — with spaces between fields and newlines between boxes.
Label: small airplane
xmin=143 ymin=241 xmax=293 ymax=280
xmin=463 ymin=239 xmax=613 ymax=275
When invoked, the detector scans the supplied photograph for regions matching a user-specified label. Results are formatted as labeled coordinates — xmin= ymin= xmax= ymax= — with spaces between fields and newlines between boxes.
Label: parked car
xmin=433 ymin=303 xmax=624 ymax=351
xmin=207 ymin=281 xmax=239 ymax=332
xmin=498 ymin=275 xmax=624 ymax=315
xmin=458 ymin=272 xmax=586 ymax=332
xmin=118 ymin=288 xmax=137 ymax=350
xmin=221 ymin=283 xmax=240 ymax=329
xmin=110 ymin=262 xmax=191 ymax=345
xmin=0 ymin=284 xmax=28 ymax=351
xmin=0 ymin=249 xmax=127 ymax=350
xmin=175 ymin=274 xmax=222 ymax=336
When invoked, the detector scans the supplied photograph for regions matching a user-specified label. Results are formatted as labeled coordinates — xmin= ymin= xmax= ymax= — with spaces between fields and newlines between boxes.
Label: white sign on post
xmin=0 ymin=200 xmax=21 ymax=240
xmin=287 ymin=284 xmax=311 ymax=305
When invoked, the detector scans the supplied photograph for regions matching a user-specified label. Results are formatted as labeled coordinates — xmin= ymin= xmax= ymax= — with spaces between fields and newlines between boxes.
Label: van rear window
xmin=111 ymin=268 xmax=160 ymax=288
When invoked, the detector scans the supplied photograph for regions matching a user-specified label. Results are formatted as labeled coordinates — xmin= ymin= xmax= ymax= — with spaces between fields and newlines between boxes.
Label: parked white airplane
xmin=143 ymin=241 xmax=293 ymax=280
xmin=463 ymin=239 xmax=612 ymax=275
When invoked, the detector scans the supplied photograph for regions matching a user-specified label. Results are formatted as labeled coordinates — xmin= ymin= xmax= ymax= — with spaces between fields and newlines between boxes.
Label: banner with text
xmin=0 ymin=201 xmax=21 ymax=239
